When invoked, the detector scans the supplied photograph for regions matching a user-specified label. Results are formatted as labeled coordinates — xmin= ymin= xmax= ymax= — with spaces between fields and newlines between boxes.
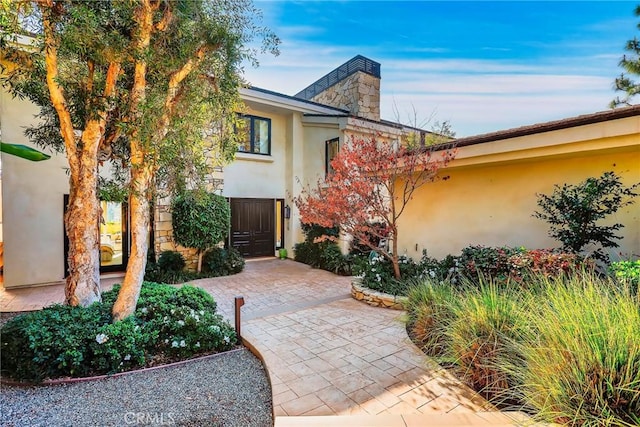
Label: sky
xmin=242 ymin=1 xmax=639 ymax=137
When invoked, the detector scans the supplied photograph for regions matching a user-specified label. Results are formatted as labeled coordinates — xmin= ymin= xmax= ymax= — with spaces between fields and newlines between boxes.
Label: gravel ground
xmin=0 ymin=348 xmax=273 ymax=427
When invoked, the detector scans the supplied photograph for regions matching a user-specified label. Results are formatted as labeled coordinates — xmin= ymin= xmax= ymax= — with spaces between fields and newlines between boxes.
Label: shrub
xmin=533 ymin=171 xmax=639 ymax=263
xmin=508 ymin=249 xmax=587 ymax=285
xmin=144 ymin=252 xmax=198 ymax=284
xmin=353 ymin=253 xmax=422 ymax=296
xmin=406 ymin=279 xmax=458 ymax=358
xmin=0 ymin=304 xmax=109 ymax=381
xmin=445 ymin=280 xmax=530 ymax=401
xmin=294 ymin=222 xmax=352 ymax=275
xmin=201 ymin=247 xmax=245 ymax=276
xmin=515 ymin=273 xmax=640 ymax=425
xmin=171 ymin=190 xmax=231 ymax=272
xmin=610 ymin=259 xmax=640 ymax=294
xmin=157 ymin=250 xmax=187 ymax=272
xmin=1 ymin=282 xmax=235 ymax=382
xmin=458 ymin=245 xmax=523 ymax=283
xmin=320 ymin=244 xmax=352 ymax=275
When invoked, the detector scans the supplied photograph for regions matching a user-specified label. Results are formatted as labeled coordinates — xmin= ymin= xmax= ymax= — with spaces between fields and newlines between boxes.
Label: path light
xmin=234 ymin=296 xmax=245 ymax=343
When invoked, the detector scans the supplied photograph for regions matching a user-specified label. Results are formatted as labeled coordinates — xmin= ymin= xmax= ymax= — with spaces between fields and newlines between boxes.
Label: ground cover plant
xmin=0 ymin=283 xmax=236 ymax=383
xmin=405 ymin=271 xmax=640 ymax=425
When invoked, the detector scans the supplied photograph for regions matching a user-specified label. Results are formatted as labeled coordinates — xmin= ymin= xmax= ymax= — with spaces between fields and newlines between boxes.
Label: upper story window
xmin=325 ymin=138 xmax=339 ymax=176
xmin=237 ymin=114 xmax=271 ymax=155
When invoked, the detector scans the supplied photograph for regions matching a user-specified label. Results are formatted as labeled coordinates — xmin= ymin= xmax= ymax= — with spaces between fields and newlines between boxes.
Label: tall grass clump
xmin=517 ymin=272 xmax=640 ymax=426
xmin=405 ymin=279 xmax=458 ymax=358
xmin=445 ymin=278 xmax=532 ymax=401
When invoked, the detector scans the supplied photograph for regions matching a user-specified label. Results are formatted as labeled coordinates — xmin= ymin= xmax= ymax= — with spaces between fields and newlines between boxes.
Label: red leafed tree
xmin=294 ymin=136 xmax=456 ymax=280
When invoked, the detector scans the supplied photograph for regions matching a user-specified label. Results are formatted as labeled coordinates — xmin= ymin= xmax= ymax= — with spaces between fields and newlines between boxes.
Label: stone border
xmin=351 ymin=281 xmax=407 ymax=310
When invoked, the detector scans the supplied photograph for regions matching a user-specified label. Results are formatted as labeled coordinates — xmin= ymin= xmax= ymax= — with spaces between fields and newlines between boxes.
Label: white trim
xmin=240 ymin=87 xmax=347 ymax=115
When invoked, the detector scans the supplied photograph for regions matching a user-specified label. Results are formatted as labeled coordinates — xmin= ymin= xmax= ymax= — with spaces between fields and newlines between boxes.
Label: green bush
xmin=157 ymin=250 xmax=187 ymax=272
xmin=516 ymin=273 xmax=640 ymax=425
xmin=293 ymin=222 xmax=352 ymax=275
xmin=533 ymin=171 xmax=639 ymax=263
xmin=458 ymin=245 xmax=523 ymax=282
xmin=1 ymin=282 xmax=235 ymax=382
xmin=610 ymin=259 xmax=640 ymax=294
xmin=201 ymin=247 xmax=245 ymax=276
xmin=353 ymin=253 xmax=423 ymax=296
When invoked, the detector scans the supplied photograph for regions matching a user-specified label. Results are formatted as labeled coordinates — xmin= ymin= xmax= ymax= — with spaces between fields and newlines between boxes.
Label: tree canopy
xmin=1 ymin=0 xmax=278 ymax=317
xmin=611 ymin=4 xmax=640 ymax=107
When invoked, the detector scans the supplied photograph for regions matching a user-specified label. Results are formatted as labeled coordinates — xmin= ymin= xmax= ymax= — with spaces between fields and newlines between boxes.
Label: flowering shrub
xmin=0 ymin=282 xmax=235 ymax=382
xmin=353 ymin=253 xmax=423 ymax=296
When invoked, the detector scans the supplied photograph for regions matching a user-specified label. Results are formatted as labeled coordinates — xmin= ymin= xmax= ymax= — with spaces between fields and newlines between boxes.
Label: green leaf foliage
xmin=171 ymin=190 xmax=230 ymax=252
xmin=0 ymin=282 xmax=234 ymax=382
xmin=611 ymin=5 xmax=640 ymax=107
xmin=533 ymin=171 xmax=639 ymax=263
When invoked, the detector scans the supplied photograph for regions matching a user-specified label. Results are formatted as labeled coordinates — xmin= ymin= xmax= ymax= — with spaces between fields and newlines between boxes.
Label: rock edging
xmin=351 ymin=281 xmax=407 ymax=310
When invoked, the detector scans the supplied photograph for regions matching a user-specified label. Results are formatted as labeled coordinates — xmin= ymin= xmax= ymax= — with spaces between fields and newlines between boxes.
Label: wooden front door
xmin=230 ymin=198 xmax=275 ymax=258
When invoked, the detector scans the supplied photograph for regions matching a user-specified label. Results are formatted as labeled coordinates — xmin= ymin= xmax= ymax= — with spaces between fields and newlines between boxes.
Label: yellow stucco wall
xmin=397 ymin=128 xmax=640 ymax=261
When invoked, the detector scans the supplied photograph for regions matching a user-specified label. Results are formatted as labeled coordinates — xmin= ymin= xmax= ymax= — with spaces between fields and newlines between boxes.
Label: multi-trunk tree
xmin=294 ymin=132 xmax=456 ymax=280
xmin=1 ymin=0 xmax=278 ymax=320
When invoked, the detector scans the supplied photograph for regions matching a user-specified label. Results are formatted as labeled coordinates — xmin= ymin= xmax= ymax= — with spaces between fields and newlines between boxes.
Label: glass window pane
xmin=237 ymin=117 xmax=251 ymax=152
xmin=253 ymin=119 xmax=270 ymax=154
xmin=100 ymin=201 xmax=124 ymax=267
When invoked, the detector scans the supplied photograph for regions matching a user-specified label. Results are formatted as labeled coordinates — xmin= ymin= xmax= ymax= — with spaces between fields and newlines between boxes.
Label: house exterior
xmin=1 ymin=55 xmax=421 ymax=287
xmin=396 ymin=105 xmax=640 ymax=261
xmin=1 ymin=53 xmax=638 ymax=289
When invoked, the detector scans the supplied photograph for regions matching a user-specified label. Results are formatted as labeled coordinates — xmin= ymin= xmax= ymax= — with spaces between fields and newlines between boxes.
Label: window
xmin=237 ymin=115 xmax=271 ymax=155
xmin=325 ymin=138 xmax=339 ymax=176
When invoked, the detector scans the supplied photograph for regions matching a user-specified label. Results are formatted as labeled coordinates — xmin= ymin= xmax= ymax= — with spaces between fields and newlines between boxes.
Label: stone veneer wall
xmin=310 ymin=71 xmax=380 ymax=121
xmin=351 ymin=282 xmax=407 ymax=310
xmin=153 ymin=169 xmax=224 ymax=271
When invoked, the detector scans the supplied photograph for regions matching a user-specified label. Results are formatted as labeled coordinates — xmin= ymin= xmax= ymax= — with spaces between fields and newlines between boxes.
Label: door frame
xmin=228 ymin=197 xmax=283 ymax=258
xmin=63 ymin=195 xmax=130 ymax=275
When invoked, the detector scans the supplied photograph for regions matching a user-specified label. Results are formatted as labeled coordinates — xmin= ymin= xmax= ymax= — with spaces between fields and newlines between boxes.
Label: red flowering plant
xmin=294 ymin=135 xmax=455 ymax=281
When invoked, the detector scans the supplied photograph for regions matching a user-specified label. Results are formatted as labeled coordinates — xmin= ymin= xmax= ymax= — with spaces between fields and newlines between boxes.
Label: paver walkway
xmin=193 ymin=260 xmax=495 ymax=419
xmin=1 ymin=259 xmax=528 ymax=425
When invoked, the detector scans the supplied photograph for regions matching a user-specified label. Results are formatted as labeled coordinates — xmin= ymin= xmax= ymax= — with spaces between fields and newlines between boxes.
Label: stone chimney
xmin=295 ymin=55 xmax=381 ymax=121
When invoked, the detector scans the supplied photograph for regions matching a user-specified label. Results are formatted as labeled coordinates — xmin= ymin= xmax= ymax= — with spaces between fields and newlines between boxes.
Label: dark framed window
xmin=325 ymin=138 xmax=339 ymax=176
xmin=237 ymin=114 xmax=271 ymax=155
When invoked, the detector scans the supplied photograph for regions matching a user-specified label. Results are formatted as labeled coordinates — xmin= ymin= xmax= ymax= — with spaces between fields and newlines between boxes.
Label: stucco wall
xmin=397 ymin=133 xmax=640 ymax=261
xmin=1 ymin=89 xmax=71 ymax=287
xmin=222 ymin=107 xmax=287 ymax=199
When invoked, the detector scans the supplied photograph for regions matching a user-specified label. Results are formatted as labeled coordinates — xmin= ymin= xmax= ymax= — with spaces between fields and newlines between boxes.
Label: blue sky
xmin=243 ymin=1 xmax=638 ymax=136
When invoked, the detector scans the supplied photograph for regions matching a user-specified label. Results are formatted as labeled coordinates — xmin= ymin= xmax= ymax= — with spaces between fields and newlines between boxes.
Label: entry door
xmin=230 ymin=198 xmax=275 ymax=258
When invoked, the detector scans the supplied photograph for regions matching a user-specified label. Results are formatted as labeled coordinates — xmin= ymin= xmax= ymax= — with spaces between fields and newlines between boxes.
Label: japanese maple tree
xmin=295 ymin=136 xmax=456 ymax=280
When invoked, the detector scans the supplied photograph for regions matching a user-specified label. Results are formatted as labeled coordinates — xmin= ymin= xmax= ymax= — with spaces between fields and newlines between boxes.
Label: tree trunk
xmin=112 ymin=163 xmax=153 ymax=321
xmin=391 ymin=230 xmax=401 ymax=280
xmin=64 ymin=158 xmax=101 ymax=306
xmin=197 ymin=250 xmax=203 ymax=274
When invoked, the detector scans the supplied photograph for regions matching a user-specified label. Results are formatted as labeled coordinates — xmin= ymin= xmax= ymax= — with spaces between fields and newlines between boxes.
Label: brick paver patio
xmin=1 ymin=259 xmax=530 ymax=425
